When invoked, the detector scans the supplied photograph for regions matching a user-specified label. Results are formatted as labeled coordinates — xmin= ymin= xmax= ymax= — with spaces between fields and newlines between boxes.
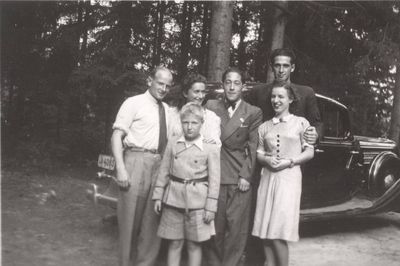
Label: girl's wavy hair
xmin=272 ymin=81 xmax=297 ymax=102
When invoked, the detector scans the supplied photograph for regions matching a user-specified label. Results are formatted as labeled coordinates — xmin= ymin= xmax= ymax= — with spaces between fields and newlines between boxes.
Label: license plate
xmin=97 ymin=154 xmax=116 ymax=170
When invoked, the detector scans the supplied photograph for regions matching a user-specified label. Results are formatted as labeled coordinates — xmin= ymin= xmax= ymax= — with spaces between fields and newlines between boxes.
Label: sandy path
xmin=292 ymin=213 xmax=400 ymax=266
xmin=2 ymin=167 xmax=400 ymax=266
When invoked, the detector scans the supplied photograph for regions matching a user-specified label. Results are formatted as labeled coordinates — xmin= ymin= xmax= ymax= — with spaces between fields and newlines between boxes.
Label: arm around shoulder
xmin=305 ymin=87 xmax=323 ymax=137
xmin=292 ymin=117 xmax=315 ymax=166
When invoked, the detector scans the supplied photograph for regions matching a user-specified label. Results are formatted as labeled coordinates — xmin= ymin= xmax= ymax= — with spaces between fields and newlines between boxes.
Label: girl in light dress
xmin=252 ymin=83 xmax=314 ymax=266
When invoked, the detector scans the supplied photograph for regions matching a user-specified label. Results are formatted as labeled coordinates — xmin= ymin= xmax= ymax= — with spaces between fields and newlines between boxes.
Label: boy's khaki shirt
xmin=153 ymin=136 xmax=221 ymax=212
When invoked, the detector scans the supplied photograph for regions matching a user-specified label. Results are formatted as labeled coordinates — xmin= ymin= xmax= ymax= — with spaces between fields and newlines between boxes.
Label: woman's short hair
xmin=272 ymin=81 xmax=297 ymax=102
xmin=181 ymin=73 xmax=207 ymax=94
xmin=176 ymin=73 xmax=207 ymax=110
xmin=180 ymin=102 xmax=204 ymax=123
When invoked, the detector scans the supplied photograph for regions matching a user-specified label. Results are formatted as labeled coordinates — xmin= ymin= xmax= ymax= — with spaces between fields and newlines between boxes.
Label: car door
xmin=301 ymin=96 xmax=357 ymax=209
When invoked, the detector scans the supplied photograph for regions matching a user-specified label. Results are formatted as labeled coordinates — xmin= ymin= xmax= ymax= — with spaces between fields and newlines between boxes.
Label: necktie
xmin=225 ymin=101 xmax=236 ymax=110
xmin=157 ymin=100 xmax=167 ymax=154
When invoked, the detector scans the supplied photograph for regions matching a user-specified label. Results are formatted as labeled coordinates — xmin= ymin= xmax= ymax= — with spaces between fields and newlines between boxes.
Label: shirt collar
xmin=177 ymin=135 xmax=204 ymax=151
xmin=144 ymin=90 xmax=159 ymax=104
xmin=272 ymin=114 xmax=293 ymax=125
xmin=234 ymin=99 xmax=242 ymax=110
xmin=225 ymin=99 xmax=241 ymax=111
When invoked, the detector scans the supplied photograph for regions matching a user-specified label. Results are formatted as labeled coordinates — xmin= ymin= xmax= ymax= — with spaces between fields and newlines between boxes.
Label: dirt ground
xmin=2 ymin=165 xmax=400 ymax=266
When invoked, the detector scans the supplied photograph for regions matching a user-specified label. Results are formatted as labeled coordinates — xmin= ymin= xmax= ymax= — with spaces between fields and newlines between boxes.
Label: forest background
xmin=1 ymin=0 xmax=400 ymax=169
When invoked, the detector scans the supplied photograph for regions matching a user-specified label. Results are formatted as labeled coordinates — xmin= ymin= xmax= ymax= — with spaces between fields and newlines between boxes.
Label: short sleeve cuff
xmin=112 ymin=123 xmax=130 ymax=135
xmin=257 ymin=149 xmax=266 ymax=155
xmin=302 ymin=143 xmax=315 ymax=149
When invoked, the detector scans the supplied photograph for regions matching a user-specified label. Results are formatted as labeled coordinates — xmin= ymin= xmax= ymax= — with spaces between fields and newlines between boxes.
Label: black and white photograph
xmin=2 ymin=1 xmax=400 ymax=266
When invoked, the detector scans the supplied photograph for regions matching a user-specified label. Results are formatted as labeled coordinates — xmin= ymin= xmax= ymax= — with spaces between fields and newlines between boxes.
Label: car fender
xmin=368 ymin=151 xmax=400 ymax=197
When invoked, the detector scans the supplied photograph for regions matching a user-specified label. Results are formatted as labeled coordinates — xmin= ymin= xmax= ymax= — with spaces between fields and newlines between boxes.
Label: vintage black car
xmin=86 ymin=84 xmax=400 ymax=221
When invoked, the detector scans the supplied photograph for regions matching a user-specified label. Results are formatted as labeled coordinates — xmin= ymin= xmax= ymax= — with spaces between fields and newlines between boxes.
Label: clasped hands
xmin=265 ymin=156 xmax=292 ymax=171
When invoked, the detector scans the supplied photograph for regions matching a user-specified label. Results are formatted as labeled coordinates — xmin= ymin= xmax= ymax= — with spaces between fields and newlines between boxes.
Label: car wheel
xmin=368 ymin=151 xmax=400 ymax=197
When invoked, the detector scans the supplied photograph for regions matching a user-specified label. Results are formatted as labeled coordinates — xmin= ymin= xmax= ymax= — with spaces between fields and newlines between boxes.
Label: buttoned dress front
xmin=252 ymin=115 xmax=312 ymax=242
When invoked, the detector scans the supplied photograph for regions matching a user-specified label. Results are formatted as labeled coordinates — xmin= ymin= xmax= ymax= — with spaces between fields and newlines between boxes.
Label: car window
xmin=319 ymin=101 xmax=346 ymax=138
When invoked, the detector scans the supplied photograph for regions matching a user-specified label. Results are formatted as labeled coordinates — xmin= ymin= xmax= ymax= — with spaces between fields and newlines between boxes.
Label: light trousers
xmin=117 ymin=150 xmax=162 ymax=266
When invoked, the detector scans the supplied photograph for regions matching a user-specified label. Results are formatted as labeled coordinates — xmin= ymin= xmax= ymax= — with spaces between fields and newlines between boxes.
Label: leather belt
xmin=169 ymin=175 xmax=208 ymax=184
xmin=169 ymin=175 xmax=208 ymax=214
xmin=126 ymin=146 xmax=159 ymax=154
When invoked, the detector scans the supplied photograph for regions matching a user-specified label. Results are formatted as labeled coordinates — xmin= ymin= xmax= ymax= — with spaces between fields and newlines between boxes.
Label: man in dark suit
xmin=248 ymin=48 xmax=322 ymax=141
xmin=205 ymin=68 xmax=262 ymax=266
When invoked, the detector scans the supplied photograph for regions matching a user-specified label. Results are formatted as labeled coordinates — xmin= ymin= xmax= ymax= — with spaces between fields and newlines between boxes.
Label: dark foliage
xmin=1 ymin=1 xmax=399 ymax=167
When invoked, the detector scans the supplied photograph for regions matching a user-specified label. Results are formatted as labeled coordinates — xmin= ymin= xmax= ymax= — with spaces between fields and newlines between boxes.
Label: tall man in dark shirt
xmin=248 ymin=48 xmax=322 ymax=142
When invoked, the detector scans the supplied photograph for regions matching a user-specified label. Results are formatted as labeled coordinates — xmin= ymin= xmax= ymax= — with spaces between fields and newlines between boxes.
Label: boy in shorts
xmin=153 ymin=102 xmax=221 ymax=266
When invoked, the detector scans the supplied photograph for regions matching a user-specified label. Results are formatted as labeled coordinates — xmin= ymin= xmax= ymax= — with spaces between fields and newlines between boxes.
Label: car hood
xmin=354 ymin=135 xmax=397 ymax=150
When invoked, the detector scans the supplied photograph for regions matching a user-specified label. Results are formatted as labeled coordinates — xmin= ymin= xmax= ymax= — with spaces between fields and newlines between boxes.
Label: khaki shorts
xmin=157 ymin=206 xmax=215 ymax=242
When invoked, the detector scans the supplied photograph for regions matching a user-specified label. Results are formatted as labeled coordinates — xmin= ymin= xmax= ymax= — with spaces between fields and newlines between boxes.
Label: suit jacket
xmin=206 ymin=99 xmax=262 ymax=184
xmin=247 ymin=83 xmax=323 ymax=136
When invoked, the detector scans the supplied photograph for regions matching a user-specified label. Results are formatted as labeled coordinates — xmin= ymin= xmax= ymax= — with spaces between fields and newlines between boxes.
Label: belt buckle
xmin=182 ymin=179 xmax=190 ymax=184
xmin=148 ymin=148 xmax=158 ymax=154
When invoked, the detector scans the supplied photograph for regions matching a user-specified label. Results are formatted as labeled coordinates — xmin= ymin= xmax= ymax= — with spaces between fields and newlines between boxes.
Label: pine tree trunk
xmin=152 ymin=2 xmax=165 ymax=67
xmin=266 ymin=0 xmax=288 ymax=83
xmin=238 ymin=2 xmax=248 ymax=71
xmin=199 ymin=2 xmax=211 ymax=76
xmin=254 ymin=2 xmax=273 ymax=82
xmin=207 ymin=1 xmax=234 ymax=82
xmin=178 ymin=2 xmax=193 ymax=79
xmin=389 ymin=65 xmax=400 ymax=151
xmin=116 ymin=1 xmax=132 ymax=46
xmin=79 ymin=1 xmax=90 ymax=63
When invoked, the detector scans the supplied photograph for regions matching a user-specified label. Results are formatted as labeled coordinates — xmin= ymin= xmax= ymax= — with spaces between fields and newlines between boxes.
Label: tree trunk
xmin=266 ymin=0 xmax=288 ymax=83
xmin=178 ymin=2 xmax=193 ymax=79
xmin=79 ymin=1 xmax=91 ymax=64
xmin=389 ymin=65 xmax=400 ymax=151
xmin=207 ymin=1 xmax=234 ymax=82
xmin=199 ymin=2 xmax=211 ymax=76
xmin=237 ymin=2 xmax=249 ymax=71
xmin=152 ymin=2 xmax=165 ymax=67
xmin=254 ymin=2 xmax=273 ymax=82
xmin=115 ymin=1 xmax=132 ymax=46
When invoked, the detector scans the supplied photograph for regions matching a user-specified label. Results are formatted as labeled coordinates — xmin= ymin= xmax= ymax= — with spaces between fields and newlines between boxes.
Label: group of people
xmin=111 ymin=48 xmax=322 ymax=266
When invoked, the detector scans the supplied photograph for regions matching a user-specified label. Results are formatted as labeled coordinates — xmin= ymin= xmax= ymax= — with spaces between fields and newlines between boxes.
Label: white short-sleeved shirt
xmin=112 ymin=90 xmax=169 ymax=150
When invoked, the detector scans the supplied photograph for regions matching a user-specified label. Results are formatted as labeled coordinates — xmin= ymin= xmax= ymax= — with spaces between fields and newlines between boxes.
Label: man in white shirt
xmin=111 ymin=66 xmax=173 ymax=266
